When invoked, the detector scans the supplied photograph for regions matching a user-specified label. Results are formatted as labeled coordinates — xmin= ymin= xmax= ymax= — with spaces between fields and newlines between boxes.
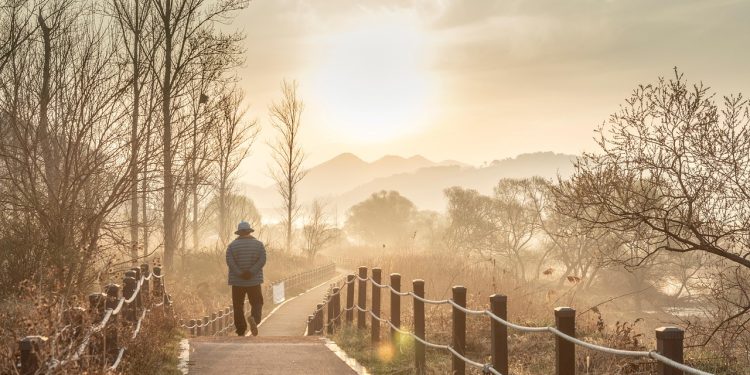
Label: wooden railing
xmin=16 ymin=264 xmax=170 ymax=374
xmin=307 ymin=265 xmax=712 ymax=375
xmin=181 ymin=262 xmax=336 ymax=337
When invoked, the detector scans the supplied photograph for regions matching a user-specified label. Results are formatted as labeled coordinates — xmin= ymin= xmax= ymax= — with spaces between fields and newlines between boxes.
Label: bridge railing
xmin=16 ymin=263 xmax=170 ymax=374
xmin=307 ymin=265 xmax=712 ymax=375
xmin=181 ymin=262 xmax=336 ymax=337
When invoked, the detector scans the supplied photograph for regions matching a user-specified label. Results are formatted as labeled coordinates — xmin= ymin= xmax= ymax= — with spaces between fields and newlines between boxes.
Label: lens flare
xmin=377 ymin=342 xmax=395 ymax=362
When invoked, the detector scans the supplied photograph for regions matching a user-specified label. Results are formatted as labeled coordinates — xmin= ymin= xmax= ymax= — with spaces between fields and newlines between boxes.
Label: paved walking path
xmin=188 ymin=336 xmax=357 ymax=374
xmin=258 ymin=273 xmax=342 ymax=336
xmin=186 ymin=273 xmax=361 ymax=374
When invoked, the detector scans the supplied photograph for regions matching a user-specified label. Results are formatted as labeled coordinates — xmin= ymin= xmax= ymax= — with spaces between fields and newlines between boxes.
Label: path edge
xmin=177 ymin=338 xmax=190 ymax=374
xmin=323 ymin=338 xmax=372 ymax=375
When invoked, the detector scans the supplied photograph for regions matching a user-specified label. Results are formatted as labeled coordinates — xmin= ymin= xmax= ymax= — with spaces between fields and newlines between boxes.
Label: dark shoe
xmin=248 ymin=317 xmax=258 ymax=336
xmin=236 ymin=329 xmax=246 ymax=336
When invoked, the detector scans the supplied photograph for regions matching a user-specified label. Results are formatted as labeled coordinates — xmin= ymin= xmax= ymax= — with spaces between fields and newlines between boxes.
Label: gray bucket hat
xmin=235 ymin=221 xmax=255 ymax=235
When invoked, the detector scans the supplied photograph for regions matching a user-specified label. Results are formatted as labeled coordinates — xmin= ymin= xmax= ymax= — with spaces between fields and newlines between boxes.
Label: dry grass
xmin=119 ymin=312 xmax=183 ymax=374
xmin=0 ymin=278 xmax=183 ymax=374
xmin=329 ymin=252 xmax=742 ymax=374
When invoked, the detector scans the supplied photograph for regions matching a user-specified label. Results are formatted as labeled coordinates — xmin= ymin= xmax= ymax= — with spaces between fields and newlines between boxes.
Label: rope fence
xmin=180 ymin=262 xmax=336 ymax=337
xmin=306 ymin=265 xmax=713 ymax=375
xmin=17 ymin=263 xmax=171 ymax=374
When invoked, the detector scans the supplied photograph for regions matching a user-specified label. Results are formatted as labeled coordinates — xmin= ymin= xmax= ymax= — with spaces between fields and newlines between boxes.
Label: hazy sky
xmin=232 ymin=0 xmax=750 ymax=186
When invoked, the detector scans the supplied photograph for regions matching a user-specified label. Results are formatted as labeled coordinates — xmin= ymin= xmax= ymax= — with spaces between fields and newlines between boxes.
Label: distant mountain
xmin=334 ymin=152 xmax=576 ymax=211
xmin=240 ymin=151 xmax=576 ymax=217
xmin=299 ymin=153 xmax=449 ymax=200
xmin=238 ymin=153 xmax=465 ymax=216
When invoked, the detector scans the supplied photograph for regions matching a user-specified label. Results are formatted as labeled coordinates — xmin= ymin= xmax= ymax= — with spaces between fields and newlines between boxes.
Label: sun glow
xmin=313 ymin=13 xmax=433 ymax=142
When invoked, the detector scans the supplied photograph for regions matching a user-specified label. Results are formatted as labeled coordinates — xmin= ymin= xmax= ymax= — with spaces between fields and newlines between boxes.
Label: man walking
xmin=226 ymin=221 xmax=266 ymax=336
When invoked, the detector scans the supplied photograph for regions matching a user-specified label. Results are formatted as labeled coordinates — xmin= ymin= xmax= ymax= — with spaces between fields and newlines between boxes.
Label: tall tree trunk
xmin=192 ymin=180 xmax=198 ymax=250
xmin=37 ymin=14 xmax=65 ymax=277
xmin=141 ymin=117 xmax=151 ymax=259
xmin=286 ymin=180 xmax=292 ymax=254
xmin=162 ymin=17 xmax=175 ymax=270
xmin=286 ymin=144 xmax=293 ymax=253
xmin=191 ymin=107 xmax=198 ymax=251
xmin=180 ymin=198 xmax=187 ymax=268
xmin=129 ymin=1 xmax=141 ymax=263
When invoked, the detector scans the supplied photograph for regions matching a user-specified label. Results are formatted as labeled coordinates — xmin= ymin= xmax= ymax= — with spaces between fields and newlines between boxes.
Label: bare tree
xmin=493 ymin=179 xmax=545 ymax=281
xmin=0 ymin=1 xmax=36 ymax=73
xmin=213 ymin=86 xmax=258 ymax=244
xmin=269 ymin=80 xmax=307 ymax=253
xmin=205 ymin=193 xmax=262 ymax=240
xmin=445 ymin=179 xmax=544 ymax=282
xmin=151 ymin=0 xmax=246 ymax=269
xmin=111 ymin=0 xmax=153 ymax=262
xmin=187 ymin=43 xmax=247 ymax=250
xmin=553 ymin=69 xmax=750 ymax=346
xmin=302 ymin=200 xmax=338 ymax=260
xmin=0 ymin=1 xmax=136 ymax=291
xmin=444 ymin=187 xmax=497 ymax=258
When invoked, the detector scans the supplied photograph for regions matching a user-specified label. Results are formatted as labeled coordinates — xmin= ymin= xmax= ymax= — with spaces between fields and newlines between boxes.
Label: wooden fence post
xmin=327 ymin=292 xmax=334 ymax=335
xmin=333 ymin=287 xmax=341 ymax=329
xmin=371 ymin=268 xmax=382 ymax=344
xmin=225 ymin=307 xmax=232 ymax=334
xmin=315 ymin=303 xmax=324 ymax=335
xmin=140 ymin=264 xmax=150 ymax=305
xmin=413 ymin=279 xmax=426 ymax=375
xmin=390 ymin=273 xmax=401 ymax=349
xmin=152 ymin=266 xmax=162 ymax=300
xmin=18 ymin=336 xmax=47 ymax=375
xmin=196 ymin=318 xmax=203 ymax=336
xmin=554 ymin=307 xmax=576 ymax=375
xmin=105 ymin=284 xmax=120 ymax=318
xmin=656 ymin=327 xmax=684 ymax=375
xmin=346 ymin=274 xmax=355 ymax=324
xmin=357 ymin=266 xmax=368 ymax=330
xmin=202 ymin=316 xmax=210 ymax=336
xmin=490 ymin=294 xmax=508 ymax=375
xmin=452 ymin=286 xmax=467 ymax=375
xmin=122 ymin=273 xmax=136 ymax=322
xmin=130 ymin=267 xmax=143 ymax=313
xmin=104 ymin=284 xmax=120 ymax=362
xmin=222 ymin=309 xmax=227 ymax=333
xmin=307 ymin=315 xmax=314 ymax=336
xmin=211 ymin=312 xmax=217 ymax=336
xmin=189 ymin=319 xmax=197 ymax=336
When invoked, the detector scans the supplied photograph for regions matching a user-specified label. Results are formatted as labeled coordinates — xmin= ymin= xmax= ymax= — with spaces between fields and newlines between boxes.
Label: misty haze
xmin=1 ymin=1 xmax=748 ymax=375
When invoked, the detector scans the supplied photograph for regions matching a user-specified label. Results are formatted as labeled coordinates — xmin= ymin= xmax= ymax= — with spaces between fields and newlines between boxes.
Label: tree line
xmin=0 ymin=0 xmax=262 ymax=295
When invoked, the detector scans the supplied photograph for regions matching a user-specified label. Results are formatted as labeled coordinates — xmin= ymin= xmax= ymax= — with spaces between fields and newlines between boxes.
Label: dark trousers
xmin=232 ymin=285 xmax=263 ymax=335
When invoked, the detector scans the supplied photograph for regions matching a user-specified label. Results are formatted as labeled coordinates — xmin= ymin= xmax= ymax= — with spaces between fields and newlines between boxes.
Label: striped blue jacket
xmin=225 ymin=236 xmax=266 ymax=286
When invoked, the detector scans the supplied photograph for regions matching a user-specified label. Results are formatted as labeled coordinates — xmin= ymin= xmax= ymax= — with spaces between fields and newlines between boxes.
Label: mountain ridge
xmin=239 ymin=151 xmax=576 ymax=217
